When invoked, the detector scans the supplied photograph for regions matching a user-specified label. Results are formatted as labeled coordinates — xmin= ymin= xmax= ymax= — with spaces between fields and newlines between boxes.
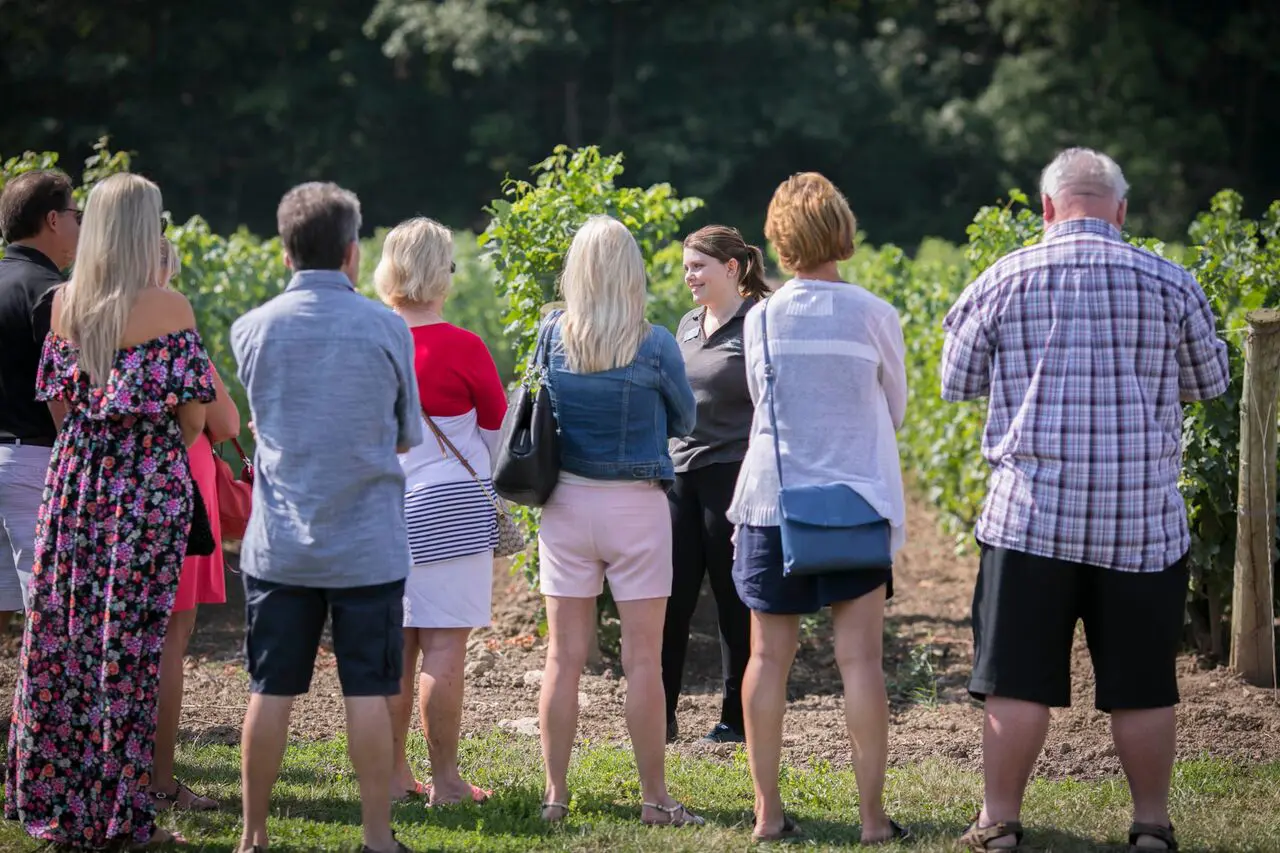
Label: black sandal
xmin=1129 ymin=821 xmax=1177 ymax=851
xmin=865 ymin=818 xmax=911 ymax=845
xmin=960 ymin=814 xmax=1023 ymax=850
xmin=752 ymin=814 xmax=803 ymax=843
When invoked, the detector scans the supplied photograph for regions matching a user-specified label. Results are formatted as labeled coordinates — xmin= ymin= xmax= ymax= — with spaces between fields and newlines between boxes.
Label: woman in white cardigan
xmin=729 ymin=172 xmax=909 ymax=844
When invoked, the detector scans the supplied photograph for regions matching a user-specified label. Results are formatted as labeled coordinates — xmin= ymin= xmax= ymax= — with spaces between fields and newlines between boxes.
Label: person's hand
xmin=247 ymin=420 xmax=256 ymax=437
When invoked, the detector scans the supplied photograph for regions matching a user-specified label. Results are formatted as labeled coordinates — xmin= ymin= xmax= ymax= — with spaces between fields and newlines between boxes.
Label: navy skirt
xmin=732 ymin=525 xmax=893 ymax=615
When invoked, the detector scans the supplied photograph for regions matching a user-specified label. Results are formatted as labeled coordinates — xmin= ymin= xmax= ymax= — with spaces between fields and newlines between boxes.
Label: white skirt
xmin=403 ymin=549 xmax=494 ymax=628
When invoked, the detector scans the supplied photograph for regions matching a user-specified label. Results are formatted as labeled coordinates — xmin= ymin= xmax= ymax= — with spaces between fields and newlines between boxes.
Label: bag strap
xmin=528 ymin=311 xmax=563 ymax=382
xmin=759 ymin=297 xmax=785 ymax=491
xmin=228 ymin=436 xmax=251 ymax=468
xmin=422 ymin=413 xmax=507 ymax=517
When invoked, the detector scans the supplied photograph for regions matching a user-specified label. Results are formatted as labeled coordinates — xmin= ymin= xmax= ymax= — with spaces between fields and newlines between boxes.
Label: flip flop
xmin=423 ymin=782 xmax=492 ymax=806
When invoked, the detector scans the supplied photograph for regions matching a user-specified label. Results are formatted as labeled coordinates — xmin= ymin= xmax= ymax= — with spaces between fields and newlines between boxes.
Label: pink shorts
xmin=538 ymin=480 xmax=672 ymax=601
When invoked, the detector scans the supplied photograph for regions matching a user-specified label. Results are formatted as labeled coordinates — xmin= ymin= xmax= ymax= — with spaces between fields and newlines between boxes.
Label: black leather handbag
xmin=185 ymin=478 xmax=217 ymax=558
xmin=493 ymin=313 xmax=562 ymax=507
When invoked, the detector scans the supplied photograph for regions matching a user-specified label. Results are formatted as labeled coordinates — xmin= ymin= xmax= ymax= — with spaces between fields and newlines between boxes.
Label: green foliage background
xmin=4 ymin=140 xmax=1277 ymax=656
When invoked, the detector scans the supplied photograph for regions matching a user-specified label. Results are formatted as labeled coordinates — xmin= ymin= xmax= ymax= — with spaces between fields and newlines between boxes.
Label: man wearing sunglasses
xmin=0 ymin=168 xmax=81 ymax=640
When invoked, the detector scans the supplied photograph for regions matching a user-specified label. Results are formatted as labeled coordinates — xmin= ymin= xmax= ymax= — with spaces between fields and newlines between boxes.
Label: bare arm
xmin=204 ymin=366 xmax=241 ymax=443
xmin=176 ymin=401 xmax=207 ymax=448
xmin=46 ymin=400 xmax=67 ymax=431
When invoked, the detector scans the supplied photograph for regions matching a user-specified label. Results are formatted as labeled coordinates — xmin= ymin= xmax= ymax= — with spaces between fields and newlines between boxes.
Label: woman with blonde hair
xmin=4 ymin=174 xmax=216 ymax=848
xmin=729 ymin=173 xmax=909 ymax=843
xmin=148 ymin=237 xmax=242 ymax=813
xmin=374 ymin=217 xmax=507 ymax=806
xmin=535 ymin=215 xmax=700 ymax=826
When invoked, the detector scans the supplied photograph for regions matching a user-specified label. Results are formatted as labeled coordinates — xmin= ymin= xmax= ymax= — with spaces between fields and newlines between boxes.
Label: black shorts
xmin=968 ymin=544 xmax=1189 ymax=712
xmin=243 ymin=574 xmax=406 ymax=697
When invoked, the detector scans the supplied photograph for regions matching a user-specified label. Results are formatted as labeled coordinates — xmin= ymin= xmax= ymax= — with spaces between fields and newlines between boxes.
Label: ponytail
xmin=739 ymin=244 xmax=770 ymax=300
xmin=682 ymin=224 xmax=772 ymax=301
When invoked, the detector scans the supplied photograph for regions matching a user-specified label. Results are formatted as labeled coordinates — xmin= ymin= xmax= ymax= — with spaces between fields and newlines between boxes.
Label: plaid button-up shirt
xmin=941 ymin=217 xmax=1230 ymax=572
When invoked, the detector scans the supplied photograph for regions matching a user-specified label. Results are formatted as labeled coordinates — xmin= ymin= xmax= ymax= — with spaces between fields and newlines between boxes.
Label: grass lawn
xmin=2 ymin=732 xmax=1277 ymax=851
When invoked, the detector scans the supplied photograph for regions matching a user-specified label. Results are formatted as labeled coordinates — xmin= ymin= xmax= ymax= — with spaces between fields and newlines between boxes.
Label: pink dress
xmin=173 ymin=433 xmax=227 ymax=611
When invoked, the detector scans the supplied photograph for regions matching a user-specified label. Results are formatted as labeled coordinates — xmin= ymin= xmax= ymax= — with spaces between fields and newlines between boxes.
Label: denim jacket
xmin=543 ymin=314 xmax=696 ymax=486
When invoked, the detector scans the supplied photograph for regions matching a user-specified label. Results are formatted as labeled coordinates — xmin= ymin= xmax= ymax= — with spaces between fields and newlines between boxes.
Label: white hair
xmin=1039 ymin=147 xmax=1129 ymax=201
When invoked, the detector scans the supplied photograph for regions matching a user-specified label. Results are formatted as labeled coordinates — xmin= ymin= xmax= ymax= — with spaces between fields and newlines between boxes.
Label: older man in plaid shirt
xmin=942 ymin=148 xmax=1229 ymax=851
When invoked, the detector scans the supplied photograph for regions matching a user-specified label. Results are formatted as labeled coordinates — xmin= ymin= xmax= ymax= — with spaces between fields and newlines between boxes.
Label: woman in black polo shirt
xmin=663 ymin=225 xmax=770 ymax=744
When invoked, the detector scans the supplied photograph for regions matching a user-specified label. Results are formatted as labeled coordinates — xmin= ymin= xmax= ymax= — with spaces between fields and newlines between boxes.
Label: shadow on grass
xmin=178 ymin=759 xmax=332 ymax=789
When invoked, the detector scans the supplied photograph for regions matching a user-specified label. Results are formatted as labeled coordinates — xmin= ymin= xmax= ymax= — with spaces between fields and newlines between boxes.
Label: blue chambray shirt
xmin=230 ymin=269 xmax=424 ymax=588
xmin=544 ymin=314 xmax=696 ymax=488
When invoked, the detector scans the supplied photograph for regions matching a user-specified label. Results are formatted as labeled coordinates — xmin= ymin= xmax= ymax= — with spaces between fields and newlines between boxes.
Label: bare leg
xmin=977 ymin=696 xmax=1051 ymax=847
xmin=389 ymin=628 xmax=421 ymax=798
xmin=1113 ymin=707 xmax=1176 ymax=848
xmin=345 ymin=695 xmax=398 ymax=852
xmin=417 ymin=627 xmax=473 ymax=804
xmin=831 ymin=588 xmax=893 ymax=843
xmin=151 ymin=608 xmax=202 ymax=798
xmin=237 ymin=694 xmax=295 ymax=852
xmin=743 ymin=610 xmax=799 ymax=839
xmin=615 ymin=596 xmax=692 ymax=820
xmin=539 ymin=596 xmax=594 ymax=815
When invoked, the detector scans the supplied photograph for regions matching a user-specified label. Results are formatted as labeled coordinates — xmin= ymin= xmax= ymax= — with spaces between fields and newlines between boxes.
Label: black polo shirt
xmin=0 ymin=244 xmax=64 ymax=442
xmin=669 ymin=298 xmax=758 ymax=473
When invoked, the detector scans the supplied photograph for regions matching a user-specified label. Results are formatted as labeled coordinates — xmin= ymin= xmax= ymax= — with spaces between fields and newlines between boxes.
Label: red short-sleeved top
xmin=411 ymin=323 xmax=506 ymax=429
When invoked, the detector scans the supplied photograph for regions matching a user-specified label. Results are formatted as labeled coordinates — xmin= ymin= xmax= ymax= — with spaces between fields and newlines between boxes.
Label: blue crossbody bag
xmin=759 ymin=297 xmax=894 ymax=576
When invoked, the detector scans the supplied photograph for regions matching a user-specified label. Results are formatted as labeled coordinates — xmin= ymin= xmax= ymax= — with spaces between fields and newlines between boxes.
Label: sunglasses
xmin=450 ymin=261 xmax=456 ymax=274
xmin=161 ymin=213 xmax=172 ymax=233
xmin=60 ymin=208 xmax=83 ymax=224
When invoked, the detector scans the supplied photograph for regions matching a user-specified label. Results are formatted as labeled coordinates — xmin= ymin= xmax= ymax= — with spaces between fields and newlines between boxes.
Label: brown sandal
xmin=960 ymin=814 xmax=1023 ymax=850
xmin=1129 ymin=821 xmax=1177 ymax=851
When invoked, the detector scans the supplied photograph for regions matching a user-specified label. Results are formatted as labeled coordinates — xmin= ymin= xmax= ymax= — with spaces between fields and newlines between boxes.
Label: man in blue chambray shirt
xmin=230 ymin=182 xmax=423 ymax=853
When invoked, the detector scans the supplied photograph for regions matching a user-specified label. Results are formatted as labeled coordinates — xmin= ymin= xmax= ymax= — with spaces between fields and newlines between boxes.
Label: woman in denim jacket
xmin=536 ymin=215 xmax=701 ymax=827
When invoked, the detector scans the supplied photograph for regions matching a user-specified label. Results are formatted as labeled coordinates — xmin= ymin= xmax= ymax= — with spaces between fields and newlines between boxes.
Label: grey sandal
xmin=642 ymin=800 xmax=704 ymax=826
xmin=541 ymin=800 xmax=570 ymax=822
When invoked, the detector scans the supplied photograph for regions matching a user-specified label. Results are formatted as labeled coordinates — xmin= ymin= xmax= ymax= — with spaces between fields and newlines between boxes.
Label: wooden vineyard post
xmin=1230 ymin=308 xmax=1280 ymax=687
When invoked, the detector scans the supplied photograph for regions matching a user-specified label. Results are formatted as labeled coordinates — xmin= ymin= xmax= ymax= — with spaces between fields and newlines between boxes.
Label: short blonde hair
xmin=764 ymin=172 xmax=857 ymax=273
xmin=373 ymin=217 xmax=453 ymax=308
xmin=559 ymin=216 xmax=649 ymax=374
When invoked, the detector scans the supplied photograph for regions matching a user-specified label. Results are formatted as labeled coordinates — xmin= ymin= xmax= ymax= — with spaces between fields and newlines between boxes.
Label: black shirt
xmin=0 ymin=244 xmax=64 ymax=441
xmin=669 ymin=298 xmax=757 ymax=473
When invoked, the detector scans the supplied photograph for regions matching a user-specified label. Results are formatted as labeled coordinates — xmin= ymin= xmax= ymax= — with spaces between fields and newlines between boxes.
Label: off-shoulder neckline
xmin=48 ymin=328 xmax=200 ymax=355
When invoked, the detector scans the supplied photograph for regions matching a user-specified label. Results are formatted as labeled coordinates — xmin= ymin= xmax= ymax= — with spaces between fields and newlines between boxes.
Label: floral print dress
xmin=4 ymin=329 xmax=215 ymax=849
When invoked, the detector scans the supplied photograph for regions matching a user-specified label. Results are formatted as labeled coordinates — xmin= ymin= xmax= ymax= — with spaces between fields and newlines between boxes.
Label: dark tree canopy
xmin=3 ymin=0 xmax=1276 ymax=245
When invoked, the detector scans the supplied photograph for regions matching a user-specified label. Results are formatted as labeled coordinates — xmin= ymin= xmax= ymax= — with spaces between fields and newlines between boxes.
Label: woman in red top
xmin=152 ymin=237 xmax=241 ymax=811
xmin=374 ymin=217 xmax=507 ymax=806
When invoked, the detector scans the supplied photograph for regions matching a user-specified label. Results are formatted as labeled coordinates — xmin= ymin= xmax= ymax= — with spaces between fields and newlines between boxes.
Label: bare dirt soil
xmin=2 ymin=494 xmax=1276 ymax=779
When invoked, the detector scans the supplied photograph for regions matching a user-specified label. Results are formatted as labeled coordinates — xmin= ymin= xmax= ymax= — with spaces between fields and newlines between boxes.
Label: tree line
xmin=2 ymin=0 xmax=1277 ymax=246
